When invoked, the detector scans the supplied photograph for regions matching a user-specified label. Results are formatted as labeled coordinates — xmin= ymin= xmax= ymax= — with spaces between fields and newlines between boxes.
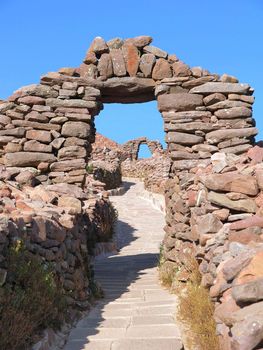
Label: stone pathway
xmin=64 ymin=181 xmax=183 ymax=350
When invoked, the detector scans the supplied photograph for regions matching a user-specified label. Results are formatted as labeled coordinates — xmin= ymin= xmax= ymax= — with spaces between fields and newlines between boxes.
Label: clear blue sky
xmin=0 ymin=0 xmax=262 ymax=153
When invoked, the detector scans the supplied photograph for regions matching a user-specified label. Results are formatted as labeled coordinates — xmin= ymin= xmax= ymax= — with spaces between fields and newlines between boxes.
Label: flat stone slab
xmin=111 ymin=338 xmax=183 ymax=350
xmin=64 ymin=339 xmax=112 ymax=350
xmin=190 ymin=82 xmax=250 ymax=94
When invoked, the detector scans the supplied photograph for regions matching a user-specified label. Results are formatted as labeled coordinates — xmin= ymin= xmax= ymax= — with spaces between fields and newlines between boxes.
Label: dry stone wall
xmin=89 ymin=133 xmax=123 ymax=190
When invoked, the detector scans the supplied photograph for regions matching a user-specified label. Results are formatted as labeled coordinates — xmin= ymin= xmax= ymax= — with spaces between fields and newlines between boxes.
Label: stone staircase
xmin=63 ymin=181 xmax=183 ymax=350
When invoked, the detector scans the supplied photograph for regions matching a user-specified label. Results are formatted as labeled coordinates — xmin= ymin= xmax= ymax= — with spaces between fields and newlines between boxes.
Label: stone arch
xmin=122 ymin=137 xmax=163 ymax=161
xmin=0 ymin=35 xmax=256 ymax=187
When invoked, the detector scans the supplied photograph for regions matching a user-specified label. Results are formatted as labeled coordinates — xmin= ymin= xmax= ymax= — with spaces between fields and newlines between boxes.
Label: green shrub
xmin=86 ymin=163 xmax=94 ymax=174
xmin=0 ymin=240 xmax=67 ymax=350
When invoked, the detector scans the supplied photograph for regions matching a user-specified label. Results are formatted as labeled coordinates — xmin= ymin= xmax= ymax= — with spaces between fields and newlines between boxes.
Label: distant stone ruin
xmin=122 ymin=137 xmax=163 ymax=160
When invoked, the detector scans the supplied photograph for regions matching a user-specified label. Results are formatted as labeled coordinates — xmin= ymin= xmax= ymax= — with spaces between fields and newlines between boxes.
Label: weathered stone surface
xmin=192 ymin=144 xmax=218 ymax=152
xmin=152 ymin=59 xmax=172 ymax=80
xmin=231 ymin=315 xmax=263 ymax=350
xmin=166 ymin=121 xmax=218 ymax=132
xmin=64 ymin=113 xmax=91 ymax=122
xmin=229 ymin=94 xmax=254 ymax=104
xmin=232 ymin=278 xmax=263 ymax=304
xmin=5 ymin=152 xmax=56 ymax=167
xmin=57 ymin=196 xmax=82 ymax=214
xmin=172 ymin=159 xmax=210 ymax=170
xmin=46 ymin=183 xmax=87 ymax=199
xmin=0 ymin=114 xmax=11 ymax=126
xmin=16 ymin=84 xmax=58 ymax=98
xmin=208 ymin=191 xmax=257 ymax=213
xmin=223 ymin=253 xmax=253 ymax=282
xmin=90 ymin=36 xmax=108 ymax=54
xmin=122 ymin=43 xmax=140 ymax=77
xmin=194 ymin=213 xmax=223 ymax=234
xmin=49 ymin=159 xmax=85 ymax=172
xmin=229 ymin=228 xmax=262 ymax=244
xmin=220 ymin=144 xmax=252 ymax=155
xmin=0 ymin=127 xmax=25 ymax=137
xmin=26 ymin=130 xmax=51 ymax=144
xmin=203 ymin=92 xmax=226 ymax=106
xmin=230 ymin=215 xmax=263 ymax=230
xmin=182 ymin=76 xmax=215 ymax=89
xmin=15 ymin=170 xmax=36 ymax=185
xmin=107 ymin=37 xmax=124 ymax=49
xmin=139 ymin=54 xmax=156 ymax=78
xmin=12 ymin=120 xmax=61 ymax=132
xmin=50 ymin=116 xmax=68 ymax=124
xmin=227 ymin=301 xmax=263 ymax=325
xmin=207 ymin=100 xmax=252 ymax=111
xmin=172 ymin=61 xmax=191 ymax=77
xmin=0 ymin=102 xmax=15 ymax=112
xmin=4 ymin=142 xmax=22 ymax=153
xmin=170 ymin=151 xmax=199 ymax=160
xmin=5 ymin=110 xmax=24 ymax=120
xmin=101 ymin=77 xmax=155 ymax=103
xmin=127 ymin=35 xmax=152 ymax=48
xmin=190 ymin=82 xmax=250 ymax=94
xmin=63 ymin=137 xmax=87 ymax=147
xmin=236 ymin=252 xmax=263 ymax=285
xmin=24 ymin=140 xmax=52 ymax=153
xmin=206 ymin=128 xmax=258 ymax=144
xmin=158 ymin=93 xmax=203 ymax=112
xmin=83 ymin=50 xmax=97 ymax=64
xmin=200 ymin=173 xmax=258 ymax=195
xmin=248 ymin=146 xmax=263 ymax=165
xmin=143 ymin=45 xmax=168 ymax=58
xmin=97 ymin=53 xmax=113 ymax=78
xmin=110 ymin=49 xmax=126 ymax=77
xmin=78 ymin=63 xmax=98 ymax=79
xmin=166 ymin=131 xmax=203 ymax=145
xmin=25 ymin=110 xmax=49 ymax=123
xmin=58 ymin=146 xmax=86 ymax=160
xmin=61 ymin=121 xmax=90 ymax=139
xmin=46 ymin=98 xmax=97 ymax=109
xmin=50 ymin=137 xmax=65 ymax=150
xmin=163 ymin=110 xmax=211 ymax=121
xmin=17 ymin=96 xmax=45 ymax=105
xmin=214 ymin=107 xmax=252 ymax=119
xmin=0 ymin=136 xmax=14 ymax=144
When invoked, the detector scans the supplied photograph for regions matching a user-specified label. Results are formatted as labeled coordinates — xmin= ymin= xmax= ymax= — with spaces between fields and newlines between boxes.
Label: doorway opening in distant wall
xmin=137 ymin=144 xmax=152 ymax=159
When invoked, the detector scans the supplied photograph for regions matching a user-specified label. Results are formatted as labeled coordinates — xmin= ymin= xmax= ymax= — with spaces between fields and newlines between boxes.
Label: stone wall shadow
xmin=63 ymin=220 xmax=160 ymax=349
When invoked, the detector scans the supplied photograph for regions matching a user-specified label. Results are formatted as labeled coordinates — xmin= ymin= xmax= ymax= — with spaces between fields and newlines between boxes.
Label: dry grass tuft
xmin=159 ymin=250 xmax=220 ymax=350
xmin=0 ymin=241 xmax=67 ymax=350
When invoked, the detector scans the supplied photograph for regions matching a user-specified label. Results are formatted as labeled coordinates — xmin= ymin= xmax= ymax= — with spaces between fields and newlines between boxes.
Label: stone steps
xmin=63 ymin=181 xmax=183 ymax=350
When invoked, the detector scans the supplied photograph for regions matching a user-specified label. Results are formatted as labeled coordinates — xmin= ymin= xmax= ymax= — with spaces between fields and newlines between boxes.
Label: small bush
xmin=86 ymin=163 xmax=94 ymax=174
xmin=0 ymin=241 xmax=67 ymax=350
xmin=95 ymin=200 xmax=118 ymax=241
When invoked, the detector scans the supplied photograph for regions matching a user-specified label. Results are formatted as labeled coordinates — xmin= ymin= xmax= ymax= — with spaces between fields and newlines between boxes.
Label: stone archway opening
xmin=137 ymin=143 xmax=152 ymax=159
